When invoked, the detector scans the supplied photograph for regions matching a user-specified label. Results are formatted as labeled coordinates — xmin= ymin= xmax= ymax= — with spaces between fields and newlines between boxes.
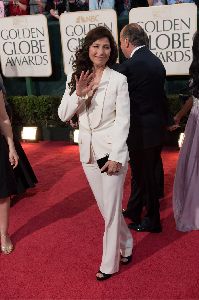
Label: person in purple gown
xmin=173 ymin=30 xmax=199 ymax=232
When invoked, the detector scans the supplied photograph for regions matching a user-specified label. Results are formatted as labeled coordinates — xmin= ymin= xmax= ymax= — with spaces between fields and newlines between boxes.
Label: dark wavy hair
xmin=189 ymin=31 xmax=199 ymax=98
xmin=69 ymin=26 xmax=118 ymax=95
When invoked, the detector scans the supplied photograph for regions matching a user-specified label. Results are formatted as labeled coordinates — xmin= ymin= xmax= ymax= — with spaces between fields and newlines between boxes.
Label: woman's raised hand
xmin=75 ymin=71 xmax=94 ymax=98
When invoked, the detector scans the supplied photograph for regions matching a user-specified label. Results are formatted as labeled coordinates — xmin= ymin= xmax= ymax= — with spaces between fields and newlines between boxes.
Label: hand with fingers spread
xmin=101 ymin=160 xmax=122 ymax=176
xmin=75 ymin=71 xmax=95 ymax=98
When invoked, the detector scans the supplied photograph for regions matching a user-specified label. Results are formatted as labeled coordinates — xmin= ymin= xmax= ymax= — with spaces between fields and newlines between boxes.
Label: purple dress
xmin=173 ymin=96 xmax=199 ymax=232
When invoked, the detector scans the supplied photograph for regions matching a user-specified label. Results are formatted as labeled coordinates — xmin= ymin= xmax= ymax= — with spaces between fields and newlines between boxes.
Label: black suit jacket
xmin=116 ymin=47 xmax=169 ymax=150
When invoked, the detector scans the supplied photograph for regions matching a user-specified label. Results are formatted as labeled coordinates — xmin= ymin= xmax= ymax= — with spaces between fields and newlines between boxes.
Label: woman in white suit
xmin=58 ymin=26 xmax=133 ymax=281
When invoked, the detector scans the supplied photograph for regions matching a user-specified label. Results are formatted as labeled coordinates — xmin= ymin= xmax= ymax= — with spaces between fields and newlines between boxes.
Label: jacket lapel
xmin=90 ymin=67 xmax=111 ymax=129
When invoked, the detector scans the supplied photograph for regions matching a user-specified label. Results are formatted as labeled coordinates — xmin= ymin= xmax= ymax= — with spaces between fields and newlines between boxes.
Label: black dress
xmin=5 ymin=102 xmax=38 ymax=195
xmin=0 ymin=85 xmax=17 ymax=198
xmin=0 ymin=74 xmax=38 ymax=196
xmin=0 ymin=136 xmax=18 ymax=198
xmin=12 ymin=137 xmax=38 ymax=194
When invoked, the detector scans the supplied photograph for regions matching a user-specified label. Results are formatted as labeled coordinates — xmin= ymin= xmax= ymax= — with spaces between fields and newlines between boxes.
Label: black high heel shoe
xmin=120 ymin=254 xmax=132 ymax=265
xmin=96 ymin=270 xmax=112 ymax=281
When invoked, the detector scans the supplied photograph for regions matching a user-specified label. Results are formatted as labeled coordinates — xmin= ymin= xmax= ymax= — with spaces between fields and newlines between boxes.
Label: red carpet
xmin=0 ymin=142 xmax=199 ymax=299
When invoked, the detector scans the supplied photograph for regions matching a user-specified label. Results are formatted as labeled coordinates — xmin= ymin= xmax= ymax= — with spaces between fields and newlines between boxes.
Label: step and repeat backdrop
xmin=59 ymin=9 xmax=118 ymax=75
xmin=0 ymin=15 xmax=52 ymax=77
xmin=129 ymin=3 xmax=197 ymax=75
xmin=0 ymin=3 xmax=197 ymax=77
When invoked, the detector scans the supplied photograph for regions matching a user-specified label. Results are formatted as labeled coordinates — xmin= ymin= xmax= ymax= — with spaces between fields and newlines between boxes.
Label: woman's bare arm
xmin=174 ymin=96 xmax=193 ymax=125
xmin=0 ymin=91 xmax=18 ymax=168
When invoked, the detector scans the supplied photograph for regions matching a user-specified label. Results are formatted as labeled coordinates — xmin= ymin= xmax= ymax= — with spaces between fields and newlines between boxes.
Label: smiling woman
xmin=88 ymin=37 xmax=111 ymax=68
xmin=58 ymin=26 xmax=133 ymax=281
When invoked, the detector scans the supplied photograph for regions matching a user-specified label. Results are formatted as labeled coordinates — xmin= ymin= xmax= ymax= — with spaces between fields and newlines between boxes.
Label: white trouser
xmin=82 ymin=161 xmax=133 ymax=274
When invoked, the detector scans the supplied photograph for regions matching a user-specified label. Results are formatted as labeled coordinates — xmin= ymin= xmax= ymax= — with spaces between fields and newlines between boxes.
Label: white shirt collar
xmin=130 ymin=45 xmax=145 ymax=58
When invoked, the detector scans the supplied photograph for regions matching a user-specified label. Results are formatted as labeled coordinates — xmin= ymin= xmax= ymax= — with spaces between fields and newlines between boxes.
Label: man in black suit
xmin=117 ymin=23 xmax=169 ymax=233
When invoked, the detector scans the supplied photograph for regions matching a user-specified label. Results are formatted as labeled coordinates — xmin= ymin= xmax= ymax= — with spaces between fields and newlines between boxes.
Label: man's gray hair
xmin=122 ymin=23 xmax=149 ymax=47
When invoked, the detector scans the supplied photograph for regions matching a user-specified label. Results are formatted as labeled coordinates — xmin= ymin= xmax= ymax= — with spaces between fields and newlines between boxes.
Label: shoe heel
xmin=120 ymin=254 xmax=132 ymax=265
xmin=1 ymin=234 xmax=14 ymax=255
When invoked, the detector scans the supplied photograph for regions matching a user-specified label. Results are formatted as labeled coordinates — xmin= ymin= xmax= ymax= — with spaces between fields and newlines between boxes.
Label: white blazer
xmin=58 ymin=67 xmax=130 ymax=165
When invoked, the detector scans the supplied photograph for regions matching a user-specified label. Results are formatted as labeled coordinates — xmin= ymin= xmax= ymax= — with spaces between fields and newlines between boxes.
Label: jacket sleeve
xmin=58 ymin=76 xmax=86 ymax=122
xmin=108 ymin=75 xmax=130 ymax=165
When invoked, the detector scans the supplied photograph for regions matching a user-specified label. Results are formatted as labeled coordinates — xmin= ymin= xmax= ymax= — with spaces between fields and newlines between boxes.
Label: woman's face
xmin=89 ymin=37 xmax=111 ymax=68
